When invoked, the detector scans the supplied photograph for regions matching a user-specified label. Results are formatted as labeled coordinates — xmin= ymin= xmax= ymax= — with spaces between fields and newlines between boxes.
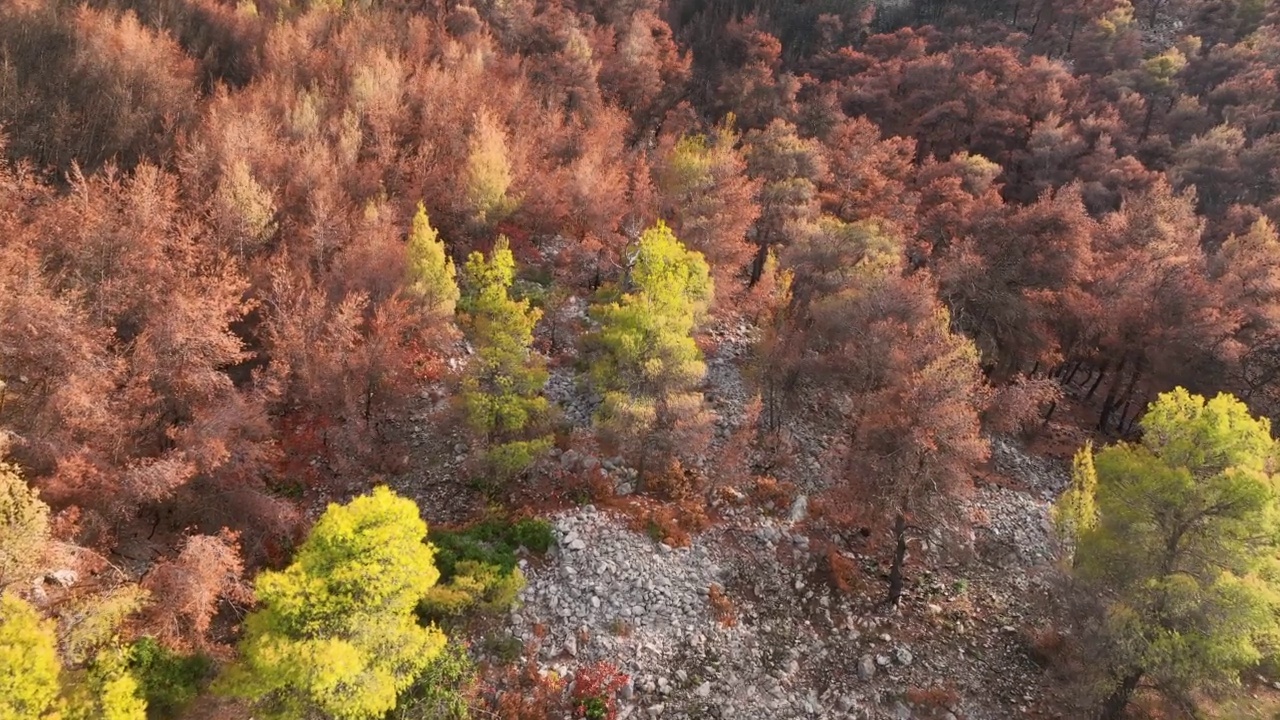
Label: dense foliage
xmin=1057 ymin=389 xmax=1280 ymax=717
xmin=4 ymin=0 xmax=1280 ymax=716
xmin=218 ymin=488 xmax=447 ymax=720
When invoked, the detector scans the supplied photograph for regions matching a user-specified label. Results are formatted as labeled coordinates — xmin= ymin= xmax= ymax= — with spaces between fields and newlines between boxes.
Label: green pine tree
xmin=218 ymin=487 xmax=447 ymax=720
xmin=405 ymin=202 xmax=460 ymax=317
xmin=458 ymin=236 xmax=550 ymax=483
xmin=587 ymin=221 xmax=714 ymax=479
xmin=1060 ymin=388 xmax=1280 ymax=719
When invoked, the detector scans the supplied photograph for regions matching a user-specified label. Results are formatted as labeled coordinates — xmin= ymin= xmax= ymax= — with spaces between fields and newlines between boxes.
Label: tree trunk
xmin=1063 ymin=360 xmax=1083 ymax=386
xmin=1039 ymin=400 xmax=1058 ymax=435
xmin=1086 ymin=359 xmax=1112 ymax=400
xmin=1139 ymin=100 xmax=1156 ymax=144
xmin=1097 ymin=669 xmax=1143 ymax=720
xmin=1100 ymin=358 xmax=1140 ymax=432
xmin=887 ymin=513 xmax=908 ymax=605
xmin=749 ymin=243 xmax=769 ymax=286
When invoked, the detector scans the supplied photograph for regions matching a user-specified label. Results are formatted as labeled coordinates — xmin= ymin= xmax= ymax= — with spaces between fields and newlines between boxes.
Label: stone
xmin=695 ymin=681 xmax=711 ymax=698
xmin=857 ymin=655 xmax=876 ymax=681
xmin=894 ymin=647 xmax=913 ymax=666
xmin=788 ymin=494 xmax=809 ymax=524
xmin=876 ymin=654 xmax=890 ymax=667
xmin=564 ymin=636 xmax=578 ymax=657
xmin=569 ymin=539 xmax=586 ymax=551
xmin=47 ymin=570 xmax=77 ymax=587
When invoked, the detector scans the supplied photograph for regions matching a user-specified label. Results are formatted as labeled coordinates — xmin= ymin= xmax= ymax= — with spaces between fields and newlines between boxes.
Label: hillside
xmin=4 ymin=0 xmax=1280 ymax=719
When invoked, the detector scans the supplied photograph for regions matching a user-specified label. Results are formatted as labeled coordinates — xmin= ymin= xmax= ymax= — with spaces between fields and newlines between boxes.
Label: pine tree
xmin=405 ymin=202 xmax=460 ymax=317
xmin=218 ymin=487 xmax=447 ymax=720
xmin=0 ymin=452 xmax=50 ymax=591
xmin=1063 ymin=388 xmax=1280 ymax=719
xmin=65 ymin=646 xmax=147 ymax=720
xmin=0 ymin=593 xmax=62 ymax=720
xmin=1052 ymin=440 xmax=1099 ymax=558
xmin=588 ymin=221 xmax=715 ymax=479
xmin=464 ymin=112 xmax=517 ymax=226
xmin=458 ymin=236 xmax=550 ymax=483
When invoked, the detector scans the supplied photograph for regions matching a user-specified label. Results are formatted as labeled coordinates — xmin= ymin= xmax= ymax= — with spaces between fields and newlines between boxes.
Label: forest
xmin=4 ymin=0 xmax=1280 ymax=718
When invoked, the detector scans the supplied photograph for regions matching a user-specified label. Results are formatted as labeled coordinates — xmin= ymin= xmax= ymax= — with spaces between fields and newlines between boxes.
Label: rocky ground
xmin=504 ymin=468 xmax=1063 ymax=720
xmin=486 ymin=318 xmax=1074 ymax=720
xmin=384 ymin=300 xmax=1080 ymax=719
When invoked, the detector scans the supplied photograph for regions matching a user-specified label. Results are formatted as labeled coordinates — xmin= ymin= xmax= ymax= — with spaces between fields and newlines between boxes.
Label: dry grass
xmin=904 ymin=685 xmax=962 ymax=717
xmin=708 ymin=583 xmax=738 ymax=627
xmin=750 ymin=475 xmax=797 ymax=512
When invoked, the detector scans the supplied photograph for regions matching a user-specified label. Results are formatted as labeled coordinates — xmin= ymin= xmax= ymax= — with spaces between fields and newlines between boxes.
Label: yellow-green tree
xmin=219 ymin=487 xmax=447 ymax=720
xmin=1052 ymin=440 xmax=1099 ymax=561
xmin=0 ymin=452 xmax=50 ymax=591
xmin=65 ymin=646 xmax=147 ymax=720
xmin=405 ymin=202 xmax=460 ymax=317
xmin=458 ymin=236 xmax=550 ymax=483
xmin=1059 ymin=388 xmax=1280 ymax=719
xmin=587 ymin=221 xmax=714 ymax=480
xmin=0 ymin=593 xmax=62 ymax=720
xmin=464 ymin=112 xmax=517 ymax=226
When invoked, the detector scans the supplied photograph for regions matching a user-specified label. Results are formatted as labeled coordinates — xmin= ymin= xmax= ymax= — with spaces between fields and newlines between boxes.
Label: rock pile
xmin=509 ymin=507 xmax=953 ymax=719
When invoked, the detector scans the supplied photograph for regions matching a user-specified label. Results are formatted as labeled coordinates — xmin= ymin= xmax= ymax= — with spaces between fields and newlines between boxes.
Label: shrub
xmin=129 ymin=637 xmax=212 ymax=719
xmin=392 ymin=640 xmax=478 ymax=720
xmin=570 ymin=662 xmax=629 ymax=720
xmin=420 ymin=561 xmax=526 ymax=621
xmin=491 ymin=660 xmax=568 ymax=720
xmin=904 ymin=685 xmax=961 ymax=716
xmin=708 ymin=584 xmax=737 ymax=627
xmin=429 ymin=518 xmax=553 ymax=580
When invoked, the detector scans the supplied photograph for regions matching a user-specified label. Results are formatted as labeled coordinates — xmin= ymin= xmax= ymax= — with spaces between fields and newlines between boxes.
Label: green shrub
xmin=509 ymin=518 xmax=555 ymax=554
xmin=420 ymin=561 xmax=526 ymax=621
xmin=481 ymin=632 xmax=524 ymax=663
xmin=419 ymin=586 xmax=477 ymax=619
xmin=429 ymin=518 xmax=553 ymax=580
xmin=420 ymin=517 xmax=550 ymax=623
xmin=129 ymin=637 xmax=211 ymax=719
xmin=484 ymin=437 xmax=553 ymax=486
xmin=391 ymin=640 xmax=477 ymax=720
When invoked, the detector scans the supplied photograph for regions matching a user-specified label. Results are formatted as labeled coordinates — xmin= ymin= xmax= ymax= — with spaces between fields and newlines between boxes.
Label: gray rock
xmin=569 ymin=539 xmax=586 ymax=551
xmin=695 ymin=681 xmax=711 ymax=698
xmin=47 ymin=570 xmax=77 ymax=587
xmin=788 ymin=494 xmax=809 ymax=524
xmin=894 ymin=647 xmax=913 ymax=666
xmin=857 ymin=654 xmax=876 ymax=681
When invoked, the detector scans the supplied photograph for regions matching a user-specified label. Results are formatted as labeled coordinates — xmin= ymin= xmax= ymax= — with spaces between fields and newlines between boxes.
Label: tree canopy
xmin=1059 ymin=388 xmax=1280 ymax=718
xmin=588 ymin=221 xmax=714 ymax=479
xmin=219 ymin=487 xmax=447 ymax=720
